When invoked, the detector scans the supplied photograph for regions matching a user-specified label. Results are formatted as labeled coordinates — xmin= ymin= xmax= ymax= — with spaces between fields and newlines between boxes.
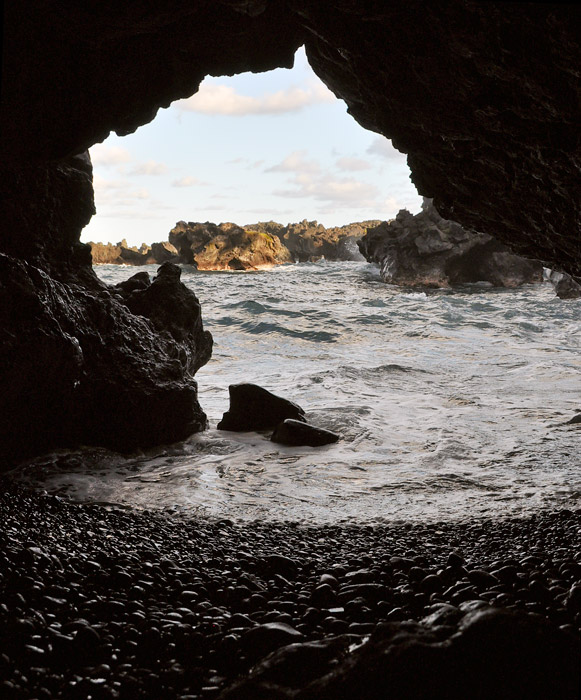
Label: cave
xmin=2 ymin=0 xmax=579 ymax=465
xmin=1 ymin=3 xmax=580 ymax=696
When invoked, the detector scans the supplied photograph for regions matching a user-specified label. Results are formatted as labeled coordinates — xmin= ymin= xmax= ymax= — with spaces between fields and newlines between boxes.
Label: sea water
xmin=14 ymin=261 xmax=581 ymax=523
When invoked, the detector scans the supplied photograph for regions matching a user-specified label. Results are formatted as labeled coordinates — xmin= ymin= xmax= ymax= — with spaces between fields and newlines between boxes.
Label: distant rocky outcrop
xmin=169 ymin=221 xmax=293 ymax=270
xmin=89 ymin=239 xmax=179 ymax=266
xmin=90 ymin=219 xmax=381 ymax=269
xmin=358 ymin=200 xmax=543 ymax=288
xmin=246 ymin=219 xmax=381 ymax=262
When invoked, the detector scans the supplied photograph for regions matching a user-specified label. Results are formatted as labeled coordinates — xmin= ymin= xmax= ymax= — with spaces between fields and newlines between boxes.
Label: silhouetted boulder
xmin=359 ymin=200 xmax=543 ymax=288
xmin=271 ymin=419 xmax=340 ymax=446
xmin=218 ymin=384 xmax=306 ymax=432
xmin=0 ymin=192 xmax=212 ymax=468
xmin=220 ymin=608 xmax=580 ymax=700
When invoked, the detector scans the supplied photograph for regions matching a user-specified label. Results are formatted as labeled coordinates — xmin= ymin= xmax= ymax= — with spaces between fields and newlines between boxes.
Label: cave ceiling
xmin=2 ymin=0 xmax=580 ymax=275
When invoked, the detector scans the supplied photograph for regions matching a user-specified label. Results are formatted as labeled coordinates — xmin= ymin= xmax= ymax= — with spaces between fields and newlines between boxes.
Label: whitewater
xmin=13 ymin=261 xmax=581 ymax=523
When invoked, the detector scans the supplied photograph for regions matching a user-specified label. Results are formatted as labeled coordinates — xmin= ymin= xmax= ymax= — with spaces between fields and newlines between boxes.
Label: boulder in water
xmin=358 ymin=200 xmax=543 ymax=288
xmin=218 ymin=383 xmax=306 ymax=431
xmin=547 ymin=270 xmax=581 ymax=299
xmin=271 ymin=419 xmax=340 ymax=447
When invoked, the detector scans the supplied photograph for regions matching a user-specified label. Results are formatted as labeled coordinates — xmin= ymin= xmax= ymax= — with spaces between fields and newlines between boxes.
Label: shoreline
xmin=1 ymin=483 xmax=579 ymax=698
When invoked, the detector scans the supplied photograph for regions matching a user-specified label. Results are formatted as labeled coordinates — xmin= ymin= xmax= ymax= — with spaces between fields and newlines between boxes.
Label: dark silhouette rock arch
xmin=1 ymin=1 xmax=580 ymax=462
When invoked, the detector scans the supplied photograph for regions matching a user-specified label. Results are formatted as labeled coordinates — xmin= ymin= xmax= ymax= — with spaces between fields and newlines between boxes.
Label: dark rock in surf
xmin=565 ymin=413 xmax=581 ymax=425
xmin=218 ymin=384 xmax=306 ymax=432
xmin=547 ymin=270 xmax=581 ymax=299
xmin=271 ymin=419 xmax=340 ymax=447
xmin=358 ymin=199 xmax=543 ymax=288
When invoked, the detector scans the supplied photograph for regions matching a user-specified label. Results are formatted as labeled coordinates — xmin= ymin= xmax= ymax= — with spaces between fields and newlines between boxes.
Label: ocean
xmin=14 ymin=261 xmax=581 ymax=523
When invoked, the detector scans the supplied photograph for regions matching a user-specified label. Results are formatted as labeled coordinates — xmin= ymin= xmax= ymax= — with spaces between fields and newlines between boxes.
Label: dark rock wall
xmin=1 ymin=1 xmax=580 ymax=461
xmin=0 ymin=257 xmax=212 ymax=466
xmin=2 ymin=2 xmax=579 ymax=275
xmin=299 ymin=1 xmax=581 ymax=276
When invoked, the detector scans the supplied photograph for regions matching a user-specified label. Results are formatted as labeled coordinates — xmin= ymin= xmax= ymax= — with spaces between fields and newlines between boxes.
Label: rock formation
xmin=271 ymin=419 xmax=340 ymax=447
xmin=246 ymin=220 xmax=381 ymax=262
xmin=359 ymin=200 xmax=544 ymax=288
xmin=89 ymin=240 xmax=179 ymax=265
xmin=1 ymin=2 xmax=580 ymax=462
xmin=218 ymin=384 xmax=306 ymax=432
xmin=169 ymin=221 xmax=294 ymax=270
xmin=90 ymin=220 xmax=377 ymax=269
xmin=546 ymin=270 xmax=581 ymax=300
xmin=220 ymin=608 xmax=580 ymax=699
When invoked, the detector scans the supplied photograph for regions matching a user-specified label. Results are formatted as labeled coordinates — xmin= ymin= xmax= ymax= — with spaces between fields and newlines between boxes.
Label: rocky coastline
xmin=358 ymin=200 xmax=544 ymax=288
xmin=88 ymin=219 xmax=378 ymax=271
xmin=1 ymin=484 xmax=579 ymax=699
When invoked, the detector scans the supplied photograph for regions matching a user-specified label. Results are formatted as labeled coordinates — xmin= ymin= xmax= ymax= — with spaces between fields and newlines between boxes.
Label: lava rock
xmin=223 ymin=609 xmax=580 ymax=699
xmin=240 ymin=622 xmax=304 ymax=662
xmin=358 ymin=200 xmax=544 ymax=288
xmin=169 ymin=221 xmax=294 ymax=270
xmin=547 ymin=270 xmax=581 ymax=300
xmin=271 ymin=419 xmax=339 ymax=447
xmin=218 ymin=384 xmax=306 ymax=432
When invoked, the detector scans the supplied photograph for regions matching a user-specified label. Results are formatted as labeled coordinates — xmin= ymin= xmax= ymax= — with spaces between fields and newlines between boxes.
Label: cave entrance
xmin=81 ymin=47 xmax=421 ymax=254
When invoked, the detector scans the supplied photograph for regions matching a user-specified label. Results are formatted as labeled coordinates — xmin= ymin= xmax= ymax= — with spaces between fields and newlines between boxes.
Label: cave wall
xmin=1 ymin=1 xmax=580 ymax=463
xmin=2 ymin=1 xmax=579 ymax=274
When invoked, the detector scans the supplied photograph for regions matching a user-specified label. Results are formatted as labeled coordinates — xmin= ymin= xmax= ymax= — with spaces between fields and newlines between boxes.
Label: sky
xmin=82 ymin=48 xmax=422 ymax=248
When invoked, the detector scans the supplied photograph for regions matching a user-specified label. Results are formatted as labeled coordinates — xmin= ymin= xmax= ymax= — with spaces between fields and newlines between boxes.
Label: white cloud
xmin=130 ymin=160 xmax=168 ymax=176
xmin=266 ymin=150 xmax=321 ymax=174
xmin=274 ymin=172 xmax=379 ymax=208
xmin=177 ymin=81 xmax=336 ymax=116
xmin=90 ymin=145 xmax=132 ymax=166
xmin=93 ymin=175 xmax=150 ymax=207
xmin=366 ymin=137 xmax=407 ymax=161
xmin=171 ymin=176 xmax=207 ymax=188
xmin=336 ymin=157 xmax=373 ymax=172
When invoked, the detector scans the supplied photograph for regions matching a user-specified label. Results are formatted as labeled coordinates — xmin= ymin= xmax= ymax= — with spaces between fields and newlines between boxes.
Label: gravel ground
xmin=1 ymin=484 xmax=580 ymax=699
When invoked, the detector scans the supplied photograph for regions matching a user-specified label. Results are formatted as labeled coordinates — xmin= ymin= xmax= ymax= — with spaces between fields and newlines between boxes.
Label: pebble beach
xmin=1 ymin=483 xmax=579 ymax=698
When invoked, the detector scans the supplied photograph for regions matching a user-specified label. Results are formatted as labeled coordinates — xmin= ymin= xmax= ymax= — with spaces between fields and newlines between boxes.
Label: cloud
xmin=93 ymin=175 xmax=151 ymax=207
xmin=90 ymin=145 xmax=132 ymax=166
xmin=336 ymin=157 xmax=373 ymax=172
xmin=266 ymin=150 xmax=321 ymax=175
xmin=130 ymin=160 xmax=168 ymax=176
xmin=274 ymin=172 xmax=379 ymax=209
xmin=366 ymin=137 xmax=407 ymax=161
xmin=177 ymin=81 xmax=336 ymax=116
xmin=171 ymin=176 xmax=208 ymax=188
